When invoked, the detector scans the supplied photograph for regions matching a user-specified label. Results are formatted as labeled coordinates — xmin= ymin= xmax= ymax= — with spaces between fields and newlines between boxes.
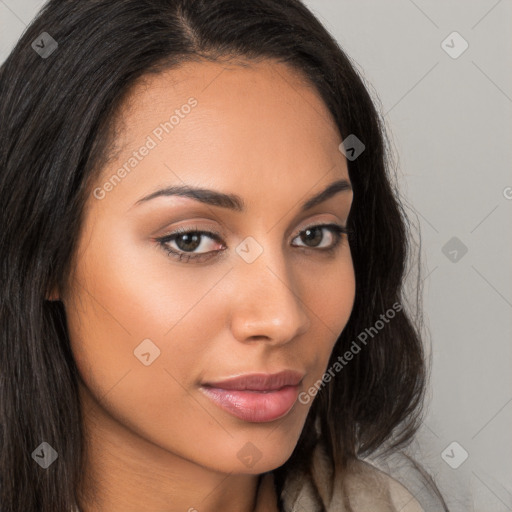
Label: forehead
xmin=94 ymin=58 xmax=349 ymax=209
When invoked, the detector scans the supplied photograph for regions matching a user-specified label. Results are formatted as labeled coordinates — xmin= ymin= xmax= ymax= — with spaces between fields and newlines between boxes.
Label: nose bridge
xmin=229 ymin=239 xmax=311 ymax=344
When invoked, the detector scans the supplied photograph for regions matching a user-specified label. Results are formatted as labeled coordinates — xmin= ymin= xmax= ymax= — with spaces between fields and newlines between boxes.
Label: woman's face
xmin=62 ymin=59 xmax=355 ymax=476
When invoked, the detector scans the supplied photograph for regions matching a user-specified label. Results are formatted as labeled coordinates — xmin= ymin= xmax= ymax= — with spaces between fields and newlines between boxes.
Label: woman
xmin=0 ymin=0 xmax=449 ymax=510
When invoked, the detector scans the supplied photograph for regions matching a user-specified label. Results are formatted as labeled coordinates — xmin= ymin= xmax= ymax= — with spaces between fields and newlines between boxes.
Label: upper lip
xmin=202 ymin=370 xmax=304 ymax=391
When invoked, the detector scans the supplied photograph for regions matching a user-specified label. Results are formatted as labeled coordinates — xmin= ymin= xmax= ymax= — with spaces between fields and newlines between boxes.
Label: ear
xmin=46 ymin=284 xmax=61 ymax=302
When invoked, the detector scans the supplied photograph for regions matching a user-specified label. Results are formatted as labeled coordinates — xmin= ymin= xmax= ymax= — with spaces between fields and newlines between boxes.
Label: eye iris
xmin=301 ymin=227 xmax=323 ymax=247
xmin=176 ymin=233 xmax=201 ymax=252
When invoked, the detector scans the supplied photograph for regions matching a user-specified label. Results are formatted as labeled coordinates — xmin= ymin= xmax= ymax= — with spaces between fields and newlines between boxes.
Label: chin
xmin=200 ymin=424 xmax=302 ymax=475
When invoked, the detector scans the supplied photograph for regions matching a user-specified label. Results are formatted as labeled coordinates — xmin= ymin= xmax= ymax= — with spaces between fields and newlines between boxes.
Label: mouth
xmin=199 ymin=370 xmax=304 ymax=423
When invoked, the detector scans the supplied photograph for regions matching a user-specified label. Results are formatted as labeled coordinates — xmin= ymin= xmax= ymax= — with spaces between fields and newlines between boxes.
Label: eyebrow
xmin=133 ymin=178 xmax=352 ymax=213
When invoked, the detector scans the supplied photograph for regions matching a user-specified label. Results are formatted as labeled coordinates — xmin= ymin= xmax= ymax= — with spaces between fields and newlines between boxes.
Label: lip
xmin=199 ymin=370 xmax=304 ymax=423
xmin=203 ymin=370 xmax=304 ymax=391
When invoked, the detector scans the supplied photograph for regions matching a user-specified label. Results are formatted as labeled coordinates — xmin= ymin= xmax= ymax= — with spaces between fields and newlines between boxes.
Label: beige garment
xmin=280 ymin=440 xmax=424 ymax=512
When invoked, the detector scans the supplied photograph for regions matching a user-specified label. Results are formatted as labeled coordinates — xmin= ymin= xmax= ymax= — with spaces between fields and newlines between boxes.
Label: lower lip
xmin=199 ymin=385 xmax=300 ymax=423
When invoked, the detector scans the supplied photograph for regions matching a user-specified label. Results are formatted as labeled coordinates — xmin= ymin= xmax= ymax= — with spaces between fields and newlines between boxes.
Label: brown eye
xmin=156 ymin=227 xmax=225 ymax=262
xmin=292 ymin=224 xmax=349 ymax=250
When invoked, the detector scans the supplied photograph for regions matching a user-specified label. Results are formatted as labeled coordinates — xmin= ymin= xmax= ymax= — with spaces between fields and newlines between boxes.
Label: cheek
xmin=65 ymin=236 xmax=232 ymax=388
xmin=300 ymin=247 xmax=355 ymax=386
xmin=64 ymin=242 xmax=233 ymax=459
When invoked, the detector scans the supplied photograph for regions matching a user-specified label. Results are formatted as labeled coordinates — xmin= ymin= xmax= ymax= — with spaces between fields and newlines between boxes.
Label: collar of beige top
xmin=281 ymin=437 xmax=453 ymax=511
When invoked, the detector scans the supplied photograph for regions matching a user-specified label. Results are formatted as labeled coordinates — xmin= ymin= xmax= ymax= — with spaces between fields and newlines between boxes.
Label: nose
xmin=228 ymin=250 xmax=311 ymax=346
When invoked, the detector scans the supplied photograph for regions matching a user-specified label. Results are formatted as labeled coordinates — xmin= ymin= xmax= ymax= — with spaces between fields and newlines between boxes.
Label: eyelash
xmin=155 ymin=223 xmax=352 ymax=263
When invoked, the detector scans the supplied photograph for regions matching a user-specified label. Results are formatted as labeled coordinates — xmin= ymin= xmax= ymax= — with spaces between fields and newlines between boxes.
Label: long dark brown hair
xmin=0 ymin=0 xmax=446 ymax=510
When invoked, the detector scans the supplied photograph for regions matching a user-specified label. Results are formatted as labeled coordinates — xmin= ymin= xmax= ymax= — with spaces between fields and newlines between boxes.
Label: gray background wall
xmin=1 ymin=1 xmax=511 ymax=510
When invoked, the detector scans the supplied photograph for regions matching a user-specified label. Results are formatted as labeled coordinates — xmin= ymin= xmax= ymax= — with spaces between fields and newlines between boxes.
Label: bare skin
xmin=53 ymin=58 xmax=355 ymax=512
